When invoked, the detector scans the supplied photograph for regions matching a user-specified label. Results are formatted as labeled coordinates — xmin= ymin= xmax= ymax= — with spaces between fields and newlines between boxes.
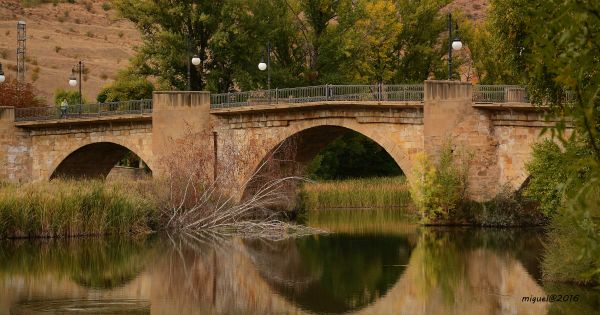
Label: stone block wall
xmin=0 ymin=107 xmax=32 ymax=183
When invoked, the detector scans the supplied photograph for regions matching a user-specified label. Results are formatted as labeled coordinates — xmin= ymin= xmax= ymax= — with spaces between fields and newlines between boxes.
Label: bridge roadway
xmin=0 ymin=81 xmax=563 ymax=200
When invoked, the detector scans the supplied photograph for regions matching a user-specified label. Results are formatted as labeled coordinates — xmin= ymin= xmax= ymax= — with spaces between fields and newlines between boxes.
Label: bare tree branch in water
xmin=158 ymin=126 xmax=324 ymax=237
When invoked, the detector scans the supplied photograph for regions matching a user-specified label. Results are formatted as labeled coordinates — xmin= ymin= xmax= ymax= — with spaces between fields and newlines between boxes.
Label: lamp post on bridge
xmin=447 ymin=13 xmax=463 ymax=80
xmin=0 ymin=63 xmax=5 ymax=83
xmin=187 ymin=30 xmax=203 ymax=91
xmin=258 ymin=41 xmax=271 ymax=92
xmin=68 ymin=61 xmax=84 ymax=105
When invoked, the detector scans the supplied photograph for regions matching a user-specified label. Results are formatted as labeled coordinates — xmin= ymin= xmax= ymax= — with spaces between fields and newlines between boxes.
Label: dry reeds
xmin=300 ymin=176 xmax=411 ymax=210
xmin=0 ymin=179 xmax=157 ymax=239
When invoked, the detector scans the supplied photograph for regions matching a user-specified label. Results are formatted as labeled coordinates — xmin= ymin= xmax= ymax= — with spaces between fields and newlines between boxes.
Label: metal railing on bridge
xmin=472 ymin=85 xmax=529 ymax=103
xmin=210 ymin=84 xmax=425 ymax=109
xmin=472 ymin=85 xmax=576 ymax=104
xmin=14 ymin=99 xmax=153 ymax=122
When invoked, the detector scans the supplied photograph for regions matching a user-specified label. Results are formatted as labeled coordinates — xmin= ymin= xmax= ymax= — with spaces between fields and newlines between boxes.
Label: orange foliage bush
xmin=0 ymin=77 xmax=46 ymax=108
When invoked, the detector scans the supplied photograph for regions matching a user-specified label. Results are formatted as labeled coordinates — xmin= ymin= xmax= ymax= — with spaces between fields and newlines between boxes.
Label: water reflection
xmin=0 ymin=210 xmax=598 ymax=314
xmin=244 ymin=234 xmax=413 ymax=313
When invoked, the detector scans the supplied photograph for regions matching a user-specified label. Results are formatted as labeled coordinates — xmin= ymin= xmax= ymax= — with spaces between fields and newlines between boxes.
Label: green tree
xmin=342 ymin=0 xmax=403 ymax=83
xmin=113 ymin=0 xmax=224 ymax=91
xmin=97 ymin=71 xmax=154 ymax=103
xmin=394 ymin=0 xmax=451 ymax=83
xmin=496 ymin=0 xmax=600 ymax=284
xmin=464 ymin=0 xmax=538 ymax=84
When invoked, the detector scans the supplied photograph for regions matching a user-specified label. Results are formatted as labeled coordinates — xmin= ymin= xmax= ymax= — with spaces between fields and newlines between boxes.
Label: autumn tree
xmin=0 ymin=78 xmax=45 ymax=108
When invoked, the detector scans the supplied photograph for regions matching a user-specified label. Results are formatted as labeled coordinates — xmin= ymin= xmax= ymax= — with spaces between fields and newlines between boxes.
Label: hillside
xmin=0 ymin=0 xmax=488 ymax=105
xmin=0 ymin=0 xmax=141 ymax=104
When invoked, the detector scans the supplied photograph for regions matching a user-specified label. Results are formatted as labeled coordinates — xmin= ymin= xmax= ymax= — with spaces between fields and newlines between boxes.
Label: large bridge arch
xmin=218 ymin=116 xmax=424 ymax=197
xmin=50 ymin=141 xmax=153 ymax=180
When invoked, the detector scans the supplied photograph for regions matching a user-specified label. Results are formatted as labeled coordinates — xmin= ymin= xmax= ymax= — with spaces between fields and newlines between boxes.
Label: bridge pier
xmin=424 ymin=81 xmax=500 ymax=200
xmin=151 ymin=91 xmax=215 ymax=179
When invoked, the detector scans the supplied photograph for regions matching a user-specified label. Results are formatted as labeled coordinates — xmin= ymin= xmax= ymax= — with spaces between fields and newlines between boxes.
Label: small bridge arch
xmin=50 ymin=141 xmax=152 ymax=180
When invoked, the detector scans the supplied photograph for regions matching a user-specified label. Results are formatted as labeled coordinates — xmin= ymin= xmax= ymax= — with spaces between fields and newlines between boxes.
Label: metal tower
xmin=17 ymin=21 xmax=26 ymax=82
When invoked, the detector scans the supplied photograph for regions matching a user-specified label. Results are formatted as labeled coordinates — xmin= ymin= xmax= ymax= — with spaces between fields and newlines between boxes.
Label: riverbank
xmin=0 ymin=179 xmax=159 ymax=239
xmin=299 ymin=176 xmax=412 ymax=211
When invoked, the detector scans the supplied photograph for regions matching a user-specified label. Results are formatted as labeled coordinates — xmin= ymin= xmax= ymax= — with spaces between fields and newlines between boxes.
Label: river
xmin=0 ymin=209 xmax=598 ymax=314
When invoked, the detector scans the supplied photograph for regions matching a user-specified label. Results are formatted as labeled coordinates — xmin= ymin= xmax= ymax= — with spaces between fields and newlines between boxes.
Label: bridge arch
xmin=50 ymin=141 xmax=153 ymax=180
xmin=237 ymin=119 xmax=423 ymax=198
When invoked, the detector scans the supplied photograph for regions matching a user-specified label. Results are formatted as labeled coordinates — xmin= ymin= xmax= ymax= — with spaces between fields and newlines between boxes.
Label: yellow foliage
xmin=346 ymin=0 xmax=402 ymax=83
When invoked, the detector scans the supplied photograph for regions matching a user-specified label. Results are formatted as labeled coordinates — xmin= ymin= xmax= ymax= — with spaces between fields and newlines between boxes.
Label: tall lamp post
xmin=0 ymin=63 xmax=5 ymax=83
xmin=258 ymin=41 xmax=271 ymax=91
xmin=187 ymin=31 xmax=204 ymax=91
xmin=448 ymin=13 xmax=463 ymax=80
xmin=69 ymin=61 xmax=84 ymax=104
xmin=192 ymin=46 xmax=201 ymax=82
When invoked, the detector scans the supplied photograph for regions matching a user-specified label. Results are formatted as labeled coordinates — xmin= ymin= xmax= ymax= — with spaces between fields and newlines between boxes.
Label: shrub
xmin=409 ymin=143 xmax=470 ymax=223
xmin=524 ymin=138 xmax=593 ymax=216
xmin=54 ymin=89 xmax=85 ymax=106
xmin=96 ymin=71 xmax=154 ymax=103
xmin=467 ymin=187 xmax=547 ymax=226
xmin=543 ymin=166 xmax=600 ymax=285
xmin=102 ymin=2 xmax=111 ymax=11
xmin=84 ymin=1 xmax=93 ymax=12
xmin=31 ymin=67 xmax=40 ymax=82
xmin=0 ymin=78 xmax=45 ymax=108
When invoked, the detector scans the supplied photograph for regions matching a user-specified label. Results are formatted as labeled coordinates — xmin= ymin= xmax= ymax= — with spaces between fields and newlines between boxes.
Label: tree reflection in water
xmin=0 ymin=237 xmax=156 ymax=289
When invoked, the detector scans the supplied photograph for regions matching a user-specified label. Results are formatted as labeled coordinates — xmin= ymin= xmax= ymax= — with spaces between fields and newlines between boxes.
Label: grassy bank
xmin=0 ymin=179 xmax=158 ymax=239
xmin=300 ymin=176 xmax=412 ymax=210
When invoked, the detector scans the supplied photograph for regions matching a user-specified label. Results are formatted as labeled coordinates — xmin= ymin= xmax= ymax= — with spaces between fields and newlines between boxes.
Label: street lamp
xmin=186 ymin=31 xmax=202 ymax=91
xmin=258 ymin=41 xmax=271 ymax=91
xmin=69 ymin=61 xmax=84 ymax=105
xmin=448 ymin=13 xmax=463 ymax=80
xmin=192 ymin=46 xmax=201 ymax=66
xmin=0 ymin=63 xmax=5 ymax=83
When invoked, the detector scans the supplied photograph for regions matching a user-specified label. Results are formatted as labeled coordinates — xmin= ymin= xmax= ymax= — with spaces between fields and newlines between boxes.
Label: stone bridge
xmin=0 ymin=81 xmax=560 ymax=200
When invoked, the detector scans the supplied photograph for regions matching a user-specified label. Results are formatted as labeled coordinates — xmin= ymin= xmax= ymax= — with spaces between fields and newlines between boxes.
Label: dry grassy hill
xmin=0 ymin=0 xmax=488 ymax=105
xmin=0 ymin=0 xmax=141 ymax=104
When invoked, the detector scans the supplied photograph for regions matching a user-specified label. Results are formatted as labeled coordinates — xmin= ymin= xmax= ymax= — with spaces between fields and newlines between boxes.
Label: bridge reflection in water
xmin=0 ymin=212 xmax=597 ymax=315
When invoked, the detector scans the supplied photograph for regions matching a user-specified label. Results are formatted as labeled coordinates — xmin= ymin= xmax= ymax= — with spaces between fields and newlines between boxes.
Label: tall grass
xmin=300 ymin=176 xmax=412 ymax=210
xmin=0 ymin=179 xmax=158 ymax=239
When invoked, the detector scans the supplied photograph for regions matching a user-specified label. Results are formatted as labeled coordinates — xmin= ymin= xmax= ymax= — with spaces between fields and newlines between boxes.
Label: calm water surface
xmin=0 ymin=209 xmax=598 ymax=315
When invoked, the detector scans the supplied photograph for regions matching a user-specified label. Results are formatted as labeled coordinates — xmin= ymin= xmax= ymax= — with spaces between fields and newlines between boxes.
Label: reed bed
xmin=300 ymin=176 xmax=412 ymax=210
xmin=0 ymin=179 xmax=158 ymax=239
